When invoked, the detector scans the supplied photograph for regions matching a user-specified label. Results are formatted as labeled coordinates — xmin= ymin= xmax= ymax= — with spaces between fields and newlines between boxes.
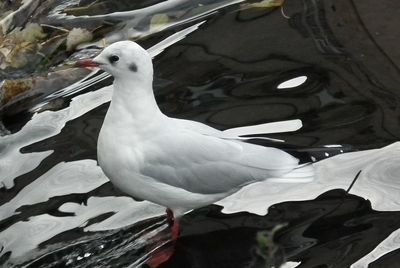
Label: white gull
xmin=79 ymin=40 xmax=314 ymax=235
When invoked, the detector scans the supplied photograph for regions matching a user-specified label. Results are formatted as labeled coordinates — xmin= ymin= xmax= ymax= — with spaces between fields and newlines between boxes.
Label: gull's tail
xmin=269 ymin=163 xmax=315 ymax=183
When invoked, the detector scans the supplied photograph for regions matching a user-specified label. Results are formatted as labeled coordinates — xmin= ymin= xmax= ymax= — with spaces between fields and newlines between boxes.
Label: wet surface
xmin=1 ymin=0 xmax=400 ymax=267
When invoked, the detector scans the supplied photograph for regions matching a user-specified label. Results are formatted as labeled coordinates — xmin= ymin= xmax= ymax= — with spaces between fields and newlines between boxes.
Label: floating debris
xmin=149 ymin=14 xmax=170 ymax=32
xmin=249 ymin=0 xmax=285 ymax=8
xmin=0 ymin=68 xmax=91 ymax=113
xmin=66 ymin=27 xmax=93 ymax=51
xmin=0 ymin=23 xmax=46 ymax=69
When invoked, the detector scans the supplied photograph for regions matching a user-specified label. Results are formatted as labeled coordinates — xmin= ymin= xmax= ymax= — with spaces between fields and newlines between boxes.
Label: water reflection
xmin=161 ymin=188 xmax=400 ymax=268
xmin=0 ymin=160 xmax=108 ymax=222
xmin=1 ymin=191 xmax=163 ymax=261
xmin=219 ymin=142 xmax=400 ymax=213
xmin=0 ymin=86 xmax=112 ymax=189
xmin=47 ymin=0 xmax=245 ymax=48
xmin=277 ymin=76 xmax=308 ymax=89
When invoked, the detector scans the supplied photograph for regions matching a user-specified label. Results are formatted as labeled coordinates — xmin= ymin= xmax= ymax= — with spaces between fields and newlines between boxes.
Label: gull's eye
xmin=108 ymin=55 xmax=119 ymax=64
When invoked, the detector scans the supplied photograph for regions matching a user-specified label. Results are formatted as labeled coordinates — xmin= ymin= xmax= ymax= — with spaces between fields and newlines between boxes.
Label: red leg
xmin=145 ymin=209 xmax=179 ymax=267
xmin=166 ymin=208 xmax=180 ymax=240
xmin=166 ymin=208 xmax=174 ymax=226
xmin=171 ymin=219 xmax=180 ymax=241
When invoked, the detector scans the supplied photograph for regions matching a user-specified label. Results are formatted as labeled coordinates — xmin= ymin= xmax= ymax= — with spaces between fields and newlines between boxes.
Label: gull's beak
xmin=75 ymin=59 xmax=101 ymax=68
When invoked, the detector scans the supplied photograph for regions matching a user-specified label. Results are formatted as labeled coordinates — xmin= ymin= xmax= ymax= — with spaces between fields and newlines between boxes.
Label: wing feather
xmin=140 ymin=125 xmax=298 ymax=194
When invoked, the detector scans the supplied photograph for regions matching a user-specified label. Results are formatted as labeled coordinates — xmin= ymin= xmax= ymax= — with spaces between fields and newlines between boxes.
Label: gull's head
xmin=81 ymin=41 xmax=153 ymax=81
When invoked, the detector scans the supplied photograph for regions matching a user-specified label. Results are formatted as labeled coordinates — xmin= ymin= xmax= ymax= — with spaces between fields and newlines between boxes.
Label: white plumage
xmin=88 ymin=41 xmax=313 ymax=218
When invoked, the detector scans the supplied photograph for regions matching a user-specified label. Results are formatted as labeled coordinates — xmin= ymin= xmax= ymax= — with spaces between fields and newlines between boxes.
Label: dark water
xmin=1 ymin=0 xmax=400 ymax=267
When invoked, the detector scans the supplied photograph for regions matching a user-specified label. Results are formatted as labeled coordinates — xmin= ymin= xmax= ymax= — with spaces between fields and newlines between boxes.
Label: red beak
xmin=75 ymin=59 xmax=100 ymax=68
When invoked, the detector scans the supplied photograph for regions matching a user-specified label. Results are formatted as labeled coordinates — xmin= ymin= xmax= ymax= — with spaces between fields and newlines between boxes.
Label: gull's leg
xmin=146 ymin=208 xmax=179 ymax=267
xmin=166 ymin=208 xmax=180 ymax=240
xmin=166 ymin=208 xmax=174 ymax=226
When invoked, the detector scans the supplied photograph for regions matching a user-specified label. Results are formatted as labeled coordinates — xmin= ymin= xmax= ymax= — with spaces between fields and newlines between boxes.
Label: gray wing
xmin=140 ymin=126 xmax=299 ymax=195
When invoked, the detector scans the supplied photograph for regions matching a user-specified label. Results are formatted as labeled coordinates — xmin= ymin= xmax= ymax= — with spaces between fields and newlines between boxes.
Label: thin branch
xmin=346 ymin=170 xmax=362 ymax=193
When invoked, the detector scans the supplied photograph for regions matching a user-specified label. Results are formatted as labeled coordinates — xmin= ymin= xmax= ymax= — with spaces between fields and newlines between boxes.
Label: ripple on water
xmin=0 ymin=85 xmax=112 ymax=189
xmin=218 ymin=142 xmax=400 ymax=215
xmin=0 ymin=160 xmax=108 ymax=221
xmin=1 ymin=194 xmax=163 ymax=262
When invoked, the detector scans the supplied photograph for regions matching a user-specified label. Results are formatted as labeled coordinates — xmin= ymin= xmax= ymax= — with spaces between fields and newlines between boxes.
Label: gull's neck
xmin=110 ymin=76 xmax=162 ymax=119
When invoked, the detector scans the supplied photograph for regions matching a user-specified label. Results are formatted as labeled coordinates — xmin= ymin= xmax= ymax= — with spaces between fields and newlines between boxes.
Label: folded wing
xmin=140 ymin=127 xmax=300 ymax=195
